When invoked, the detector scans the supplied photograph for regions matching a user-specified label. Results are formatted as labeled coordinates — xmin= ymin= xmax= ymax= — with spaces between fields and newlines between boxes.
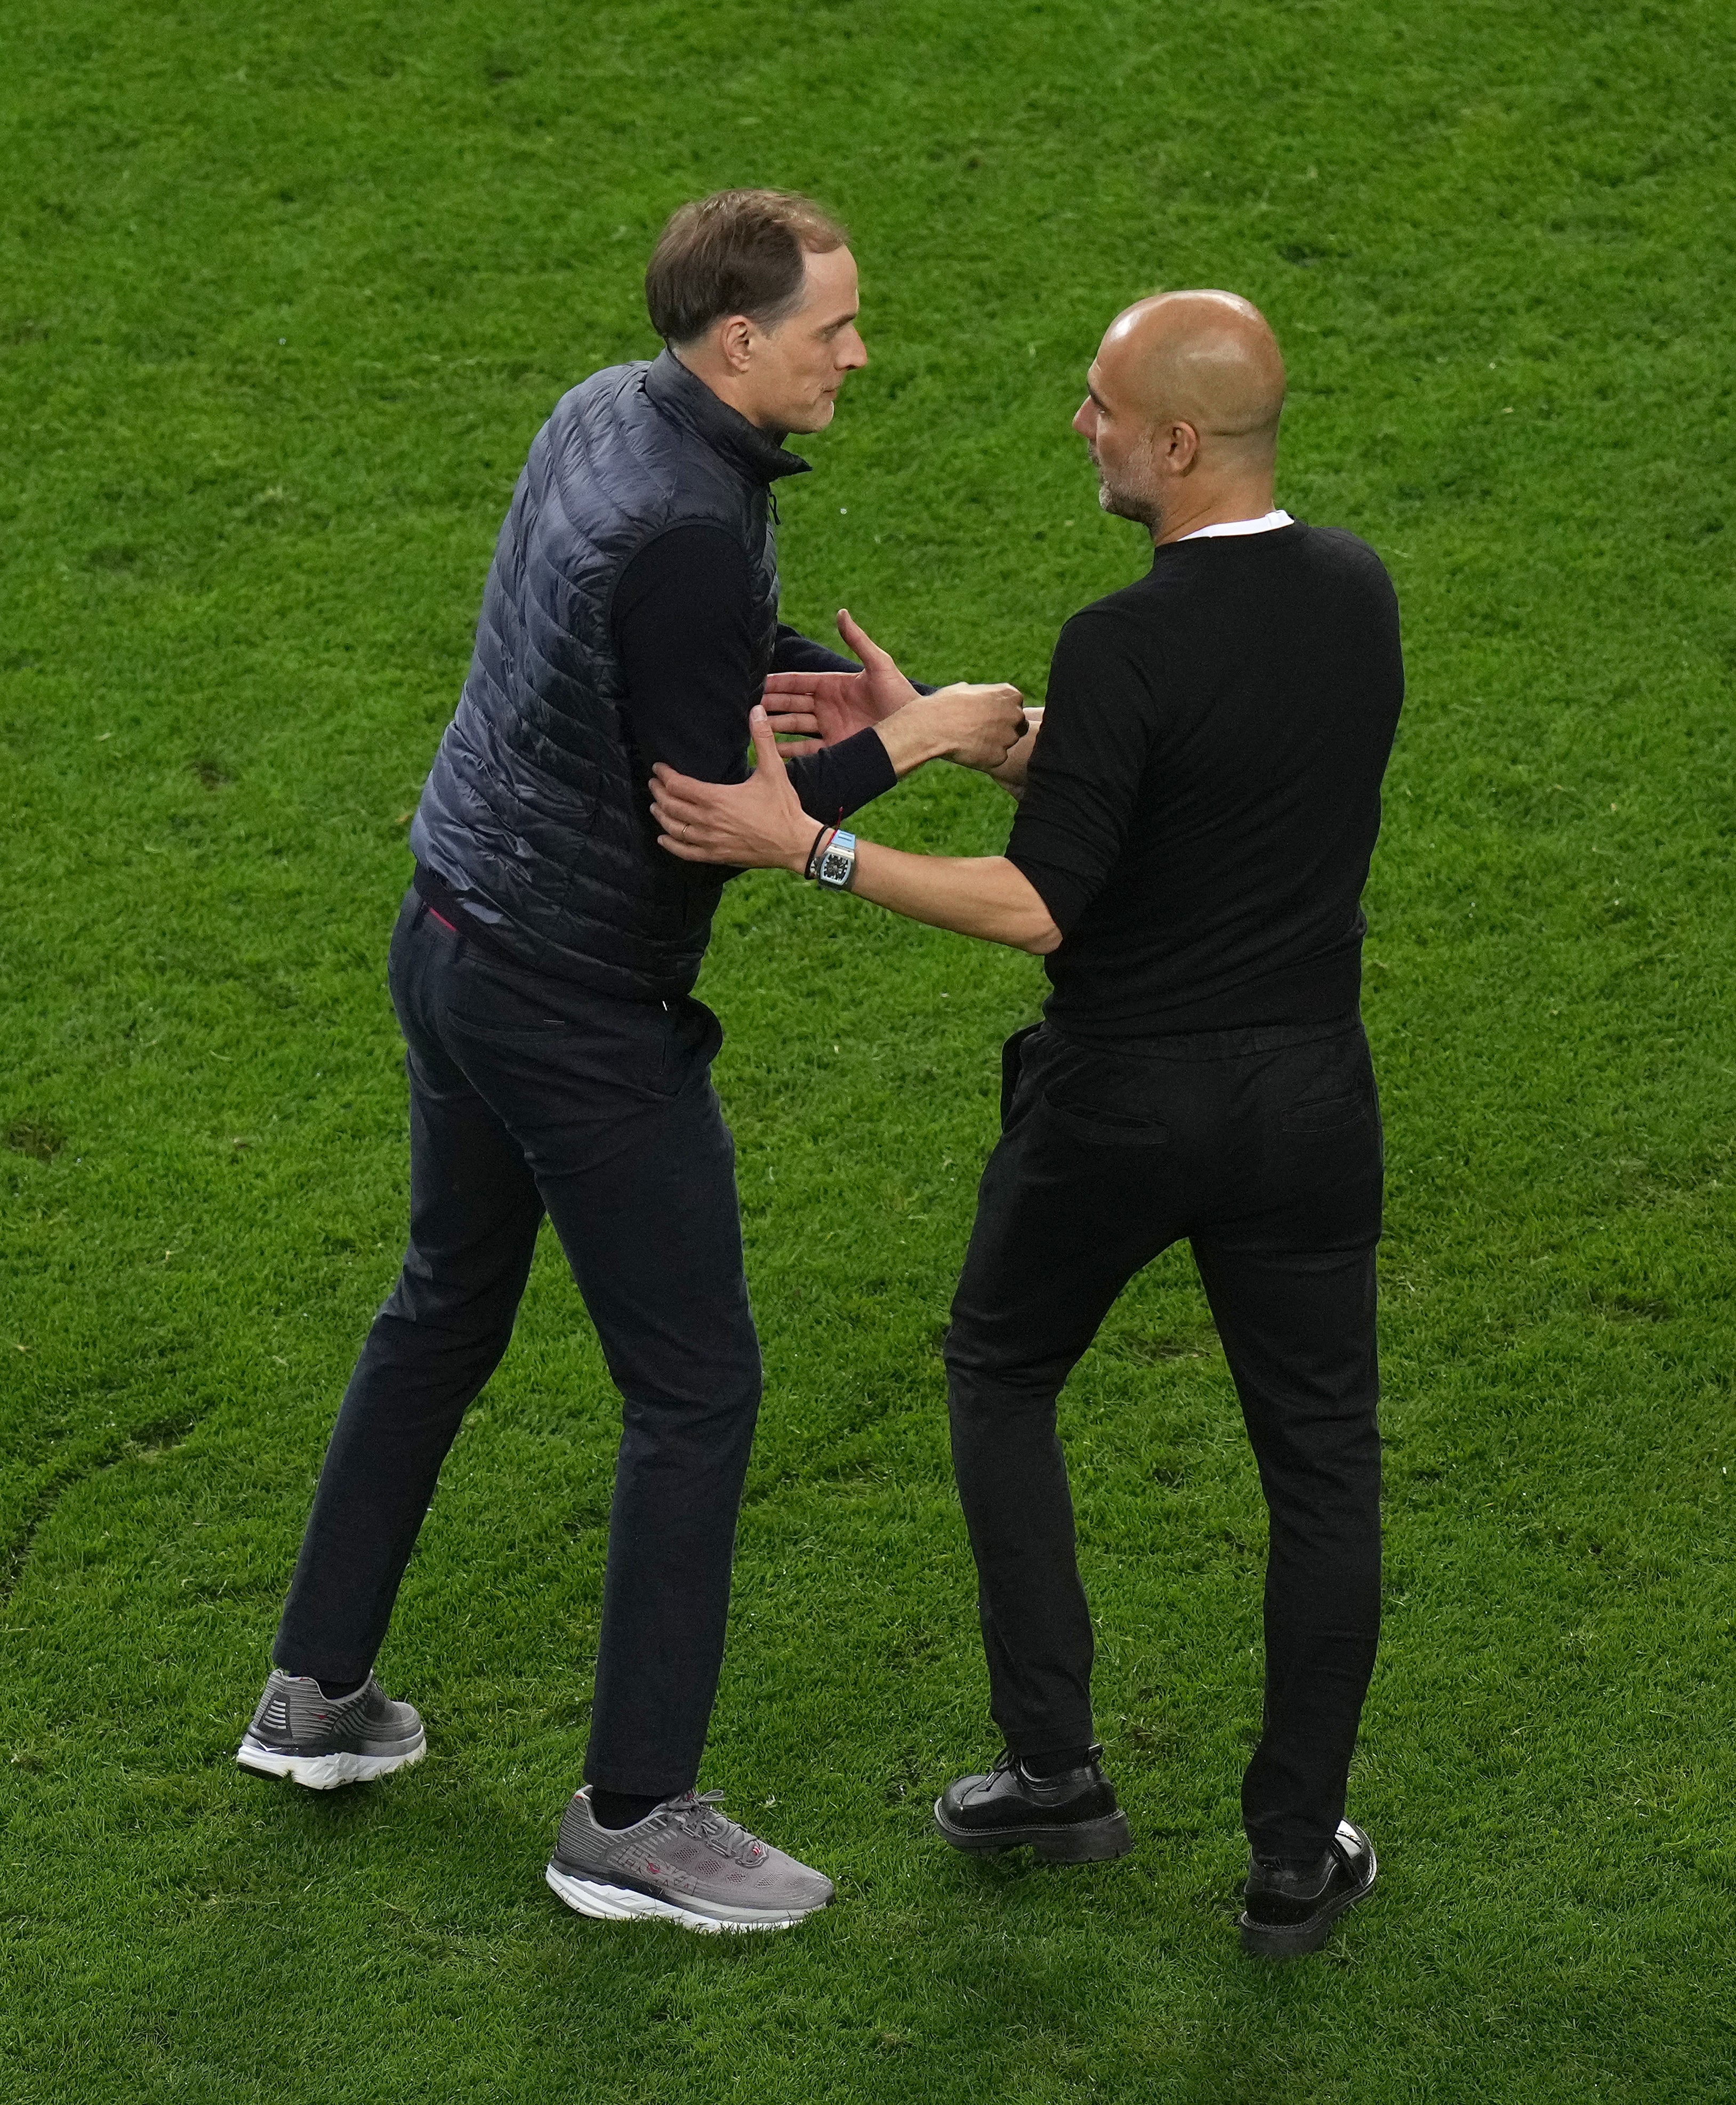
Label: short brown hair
xmin=645 ymin=189 xmax=848 ymax=348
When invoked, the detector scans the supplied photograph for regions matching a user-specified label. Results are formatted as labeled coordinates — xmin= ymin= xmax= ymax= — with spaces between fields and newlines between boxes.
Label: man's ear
xmin=717 ymin=314 xmax=754 ymax=373
xmin=1162 ymin=419 xmax=1202 ymax=474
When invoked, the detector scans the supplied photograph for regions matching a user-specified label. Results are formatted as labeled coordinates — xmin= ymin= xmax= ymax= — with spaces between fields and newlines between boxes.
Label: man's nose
xmin=1072 ymin=398 xmax=1095 ymax=437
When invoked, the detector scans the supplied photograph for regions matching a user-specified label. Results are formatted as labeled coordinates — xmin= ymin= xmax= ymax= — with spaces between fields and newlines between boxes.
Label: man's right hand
xmin=761 ymin=608 xmax=918 ymax=752
xmin=875 ymin=681 xmax=1028 ymax=776
xmin=763 ymin=605 xmax=1025 ymax=776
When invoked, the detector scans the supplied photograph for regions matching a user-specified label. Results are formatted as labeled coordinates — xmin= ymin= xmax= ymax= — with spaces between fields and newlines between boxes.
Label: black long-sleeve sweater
xmin=414 ymin=523 xmax=900 ymax=960
xmin=1006 ymin=524 xmax=1403 ymax=1035
xmin=610 ymin=524 xmax=896 ymax=821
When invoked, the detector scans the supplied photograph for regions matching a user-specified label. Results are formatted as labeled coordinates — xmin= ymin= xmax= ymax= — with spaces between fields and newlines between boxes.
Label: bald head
xmin=1075 ymin=291 xmax=1287 ymax=540
xmin=1102 ymin=291 xmax=1286 ymax=452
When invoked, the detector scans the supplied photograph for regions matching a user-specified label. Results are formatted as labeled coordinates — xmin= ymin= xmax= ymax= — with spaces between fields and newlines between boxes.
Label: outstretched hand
xmin=761 ymin=608 xmax=917 ymax=752
xmin=652 ymin=706 xmax=816 ymax=872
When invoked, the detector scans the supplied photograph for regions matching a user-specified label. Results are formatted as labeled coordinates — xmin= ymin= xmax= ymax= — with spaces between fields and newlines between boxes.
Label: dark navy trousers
xmin=275 ymin=892 xmax=761 ymax=1797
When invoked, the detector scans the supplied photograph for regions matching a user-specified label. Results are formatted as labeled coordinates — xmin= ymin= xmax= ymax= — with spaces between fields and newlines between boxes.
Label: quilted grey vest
xmin=410 ymin=350 xmax=809 ymax=999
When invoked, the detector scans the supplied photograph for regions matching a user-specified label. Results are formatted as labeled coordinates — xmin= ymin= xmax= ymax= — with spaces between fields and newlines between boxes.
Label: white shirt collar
xmin=1177 ymin=509 xmax=1294 ymax=541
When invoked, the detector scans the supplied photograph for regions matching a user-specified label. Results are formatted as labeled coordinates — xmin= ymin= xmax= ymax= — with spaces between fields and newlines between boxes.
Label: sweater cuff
xmin=788 ymin=726 xmax=898 ymax=824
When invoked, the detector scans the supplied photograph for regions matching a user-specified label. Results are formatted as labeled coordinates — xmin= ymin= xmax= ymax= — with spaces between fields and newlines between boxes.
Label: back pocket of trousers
xmin=1282 ymin=1091 xmax=1370 ymax=1132
xmin=1041 ymin=1091 xmax=1169 ymax=1148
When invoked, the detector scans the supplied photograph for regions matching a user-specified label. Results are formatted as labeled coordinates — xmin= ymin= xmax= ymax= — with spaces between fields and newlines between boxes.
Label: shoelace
xmin=668 ymin=1790 xmax=767 ymax=1867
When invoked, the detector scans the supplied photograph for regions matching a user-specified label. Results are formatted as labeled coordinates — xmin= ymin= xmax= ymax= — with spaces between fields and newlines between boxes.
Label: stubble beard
xmin=1096 ymin=466 xmax=1163 ymax=536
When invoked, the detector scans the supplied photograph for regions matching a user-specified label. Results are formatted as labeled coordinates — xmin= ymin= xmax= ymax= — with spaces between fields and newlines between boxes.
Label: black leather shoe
xmin=934 ymin=1746 xmax=1133 ymax=1863
xmin=1238 ymin=1819 xmax=1377 ymax=1956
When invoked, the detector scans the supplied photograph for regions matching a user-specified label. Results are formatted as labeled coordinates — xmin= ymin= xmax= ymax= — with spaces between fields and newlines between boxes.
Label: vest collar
xmin=645 ymin=349 xmax=813 ymax=486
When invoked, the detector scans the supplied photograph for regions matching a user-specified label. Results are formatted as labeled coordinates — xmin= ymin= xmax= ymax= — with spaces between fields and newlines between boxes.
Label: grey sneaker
xmin=236 ymin=1669 xmax=426 ymax=1790
xmin=545 ymin=1786 xmax=834 ymax=1933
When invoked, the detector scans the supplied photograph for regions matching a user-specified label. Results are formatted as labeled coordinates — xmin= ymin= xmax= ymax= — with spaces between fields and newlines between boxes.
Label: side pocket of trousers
xmin=1001 ymin=1024 xmax=1043 ymax=1131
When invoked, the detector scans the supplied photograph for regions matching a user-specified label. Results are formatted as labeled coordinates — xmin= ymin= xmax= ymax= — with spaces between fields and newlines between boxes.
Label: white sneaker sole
xmin=236 ymin=1733 xmax=427 ymax=1790
xmin=543 ymin=1863 xmax=820 ymax=1934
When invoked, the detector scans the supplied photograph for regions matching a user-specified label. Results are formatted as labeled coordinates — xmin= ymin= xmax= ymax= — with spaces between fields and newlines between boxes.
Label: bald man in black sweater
xmin=650 ymin=290 xmax=1403 ymax=1959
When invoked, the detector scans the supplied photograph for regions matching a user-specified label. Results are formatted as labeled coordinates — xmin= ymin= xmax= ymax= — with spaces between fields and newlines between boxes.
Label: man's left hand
xmin=652 ymin=707 xmax=816 ymax=871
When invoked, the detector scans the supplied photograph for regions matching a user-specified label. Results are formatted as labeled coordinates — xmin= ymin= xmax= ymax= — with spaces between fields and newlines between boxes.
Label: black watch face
xmin=818 ymin=845 xmax=852 ymax=886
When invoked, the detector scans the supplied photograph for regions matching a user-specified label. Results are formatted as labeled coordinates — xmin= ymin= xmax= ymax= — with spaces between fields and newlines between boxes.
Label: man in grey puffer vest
xmin=235 ymin=190 xmax=1026 ymax=1932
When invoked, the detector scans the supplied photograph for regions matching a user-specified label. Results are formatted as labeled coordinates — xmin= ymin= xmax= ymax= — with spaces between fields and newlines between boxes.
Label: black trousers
xmin=944 ymin=1017 xmax=1383 ymax=1860
xmin=274 ymin=894 xmax=762 ymax=1798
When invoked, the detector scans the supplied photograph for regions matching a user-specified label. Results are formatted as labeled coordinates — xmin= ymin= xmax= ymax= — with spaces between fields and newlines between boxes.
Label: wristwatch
xmin=815 ymin=829 xmax=857 ymax=891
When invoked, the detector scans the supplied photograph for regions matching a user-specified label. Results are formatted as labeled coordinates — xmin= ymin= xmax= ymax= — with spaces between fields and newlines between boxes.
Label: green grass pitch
xmin=3 ymin=2 xmax=1733 ymax=2098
